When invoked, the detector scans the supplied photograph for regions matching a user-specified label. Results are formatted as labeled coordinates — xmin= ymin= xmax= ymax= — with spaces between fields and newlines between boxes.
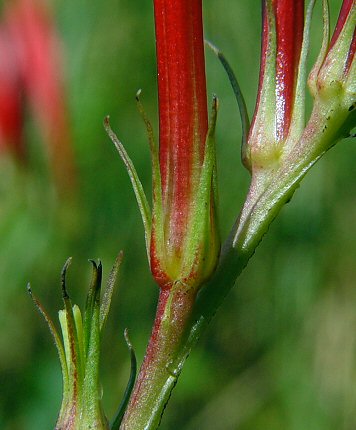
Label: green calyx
xmin=150 ymin=96 xmax=220 ymax=289
xmin=313 ymin=2 xmax=356 ymax=99
xmin=58 ymin=258 xmax=108 ymax=430
xmin=246 ymin=0 xmax=316 ymax=173
xmin=28 ymin=253 xmax=138 ymax=430
xmin=308 ymin=1 xmax=355 ymax=141
xmin=245 ymin=0 xmax=278 ymax=172
xmin=179 ymin=96 xmax=220 ymax=288
xmin=104 ymin=91 xmax=159 ymax=265
xmin=106 ymin=93 xmax=220 ymax=290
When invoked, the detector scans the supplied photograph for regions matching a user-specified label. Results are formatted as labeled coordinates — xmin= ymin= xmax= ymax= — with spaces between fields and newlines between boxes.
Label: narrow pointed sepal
xmin=306 ymin=0 xmax=356 ymax=152
xmin=287 ymin=0 xmax=317 ymax=146
xmin=135 ymin=91 xmax=163 ymax=265
xmin=181 ymin=96 xmax=220 ymax=287
xmin=100 ymin=251 xmax=123 ymax=330
xmin=110 ymin=329 xmax=137 ymax=430
xmin=205 ymin=40 xmax=250 ymax=160
xmin=308 ymin=0 xmax=330 ymax=97
xmin=27 ymin=284 xmax=69 ymax=397
xmin=316 ymin=0 xmax=355 ymax=96
xmin=104 ymin=117 xmax=152 ymax=255
xmin=84 ymin=260 xmax=102 ymax=357
xmin=59 ymin=258 xmax=84 ymax=418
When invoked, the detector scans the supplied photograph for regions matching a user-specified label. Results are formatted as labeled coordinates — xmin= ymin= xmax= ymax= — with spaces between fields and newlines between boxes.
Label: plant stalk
xmin=120 ymin=286 xmax=196 ymax=429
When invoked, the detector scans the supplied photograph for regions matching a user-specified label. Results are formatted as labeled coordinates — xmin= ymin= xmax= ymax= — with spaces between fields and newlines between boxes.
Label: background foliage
xmin=0 ymin=0 xmax=355 ymax=429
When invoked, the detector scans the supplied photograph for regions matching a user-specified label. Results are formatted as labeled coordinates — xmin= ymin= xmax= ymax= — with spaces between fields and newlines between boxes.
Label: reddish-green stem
xmin=120 ymin=286 xmax=196 ymax=429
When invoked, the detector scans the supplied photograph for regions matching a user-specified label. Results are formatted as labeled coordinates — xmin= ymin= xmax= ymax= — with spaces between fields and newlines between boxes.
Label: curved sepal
xmin=110 ymin=329 xmax=137 ymax=430
xmin=104 ymin=117 xmax=152 ymax=256
xmin=205 ymin=40 xmax=250 ymax=158
xmin=29 ymin=258 xmax=125 ymax=429
xmin=287 ymin=0 xmax=317 ymax=149
xmin=60 ymin=258 xmax=83 ymax=400
xmin=182 ymin=96 xmax=220 ymax=286
xmin=27 ymin=284 xmax=69 ymax=399
xmin=135 ymin=91 xmax=163 ymax=265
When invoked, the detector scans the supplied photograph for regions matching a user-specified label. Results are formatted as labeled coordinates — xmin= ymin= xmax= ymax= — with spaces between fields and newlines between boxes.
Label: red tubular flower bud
xmin=150 ymin=0 xmax=219 ymax=289
xmin=115 ymin=6 xmax=220 ymax=424
xmin=245 ymin=0 xmax=305 ymax=171
xmin=155 ymin=0 xmax=208 ymax=205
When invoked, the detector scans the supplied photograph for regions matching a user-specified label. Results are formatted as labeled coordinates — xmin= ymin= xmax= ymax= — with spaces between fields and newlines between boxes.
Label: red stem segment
xmin=120 ymin=288 xmax=196 ymax=429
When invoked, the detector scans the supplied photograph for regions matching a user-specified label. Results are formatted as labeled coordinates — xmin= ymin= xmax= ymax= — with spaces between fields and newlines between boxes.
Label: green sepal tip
xmin=100 ymin=251 xmax=123 ymax=330
xmin=205 ymin=39 xmax=250 ymax=155
xmin=110 ymin=329 xmax=137 ymax=430
xmin=104 ymin=116 xmax=152 ymax=255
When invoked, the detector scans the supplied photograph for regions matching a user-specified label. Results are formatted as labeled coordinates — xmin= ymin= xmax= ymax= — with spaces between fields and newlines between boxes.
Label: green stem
xmin=120 ymin=286 xmax=196 ymax=430
xmin=173 ymin=96 xmax=355 ymax=372
xmin=184 ymin=97 xmax=354 ymax=349
xmin=120 ymin=98 xmax=354 ymax=429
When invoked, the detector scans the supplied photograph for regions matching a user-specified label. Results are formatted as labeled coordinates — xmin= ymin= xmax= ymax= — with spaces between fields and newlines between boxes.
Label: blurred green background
xmin=0 ymin=0 xmax=355 ymax=429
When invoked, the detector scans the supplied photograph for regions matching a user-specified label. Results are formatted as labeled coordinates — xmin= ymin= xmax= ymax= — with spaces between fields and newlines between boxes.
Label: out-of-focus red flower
xmin=0 ymin=0 xmax=75 ymax=194
xmin=5 ymin=0 xmax=66 ymax=140
xmin=0 ymin=25 xmax=23 ymax=156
